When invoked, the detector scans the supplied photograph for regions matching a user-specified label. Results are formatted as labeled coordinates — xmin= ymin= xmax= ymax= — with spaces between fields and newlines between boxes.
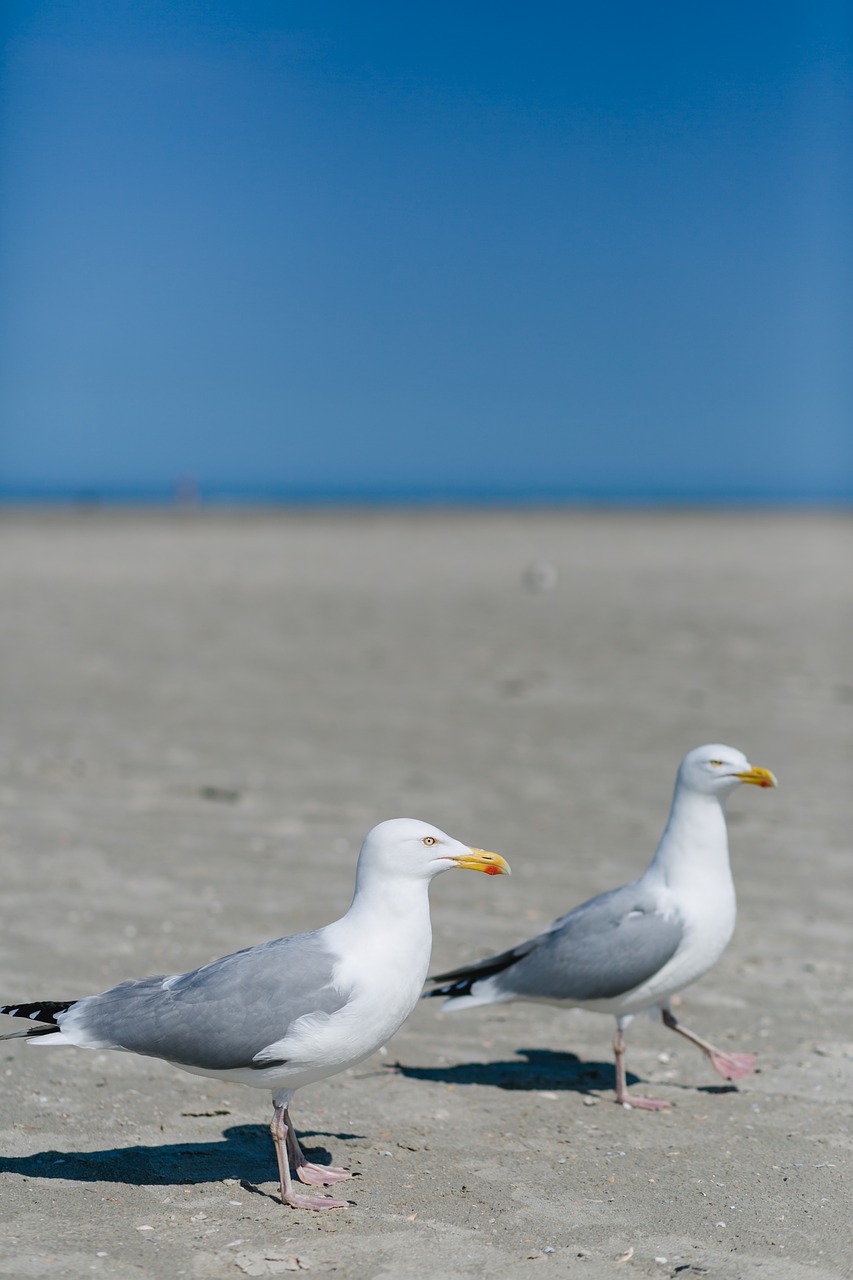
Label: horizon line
xmin=1 ymin=484 xmax=852 ymax=511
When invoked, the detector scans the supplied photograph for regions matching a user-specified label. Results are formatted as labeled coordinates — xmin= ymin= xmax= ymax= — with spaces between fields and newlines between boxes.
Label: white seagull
xmin=426 ymin=745 xmax=776 ymax=1109
xmin=0 ymin=819 xmax=509 ymax=1208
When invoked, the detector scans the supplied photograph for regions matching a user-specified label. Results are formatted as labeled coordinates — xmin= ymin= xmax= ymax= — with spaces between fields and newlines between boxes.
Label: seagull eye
xmin=422 ymin=836 xmax=437 ymax=846
xmin=709 ymin=760 xmax=723 ymax=767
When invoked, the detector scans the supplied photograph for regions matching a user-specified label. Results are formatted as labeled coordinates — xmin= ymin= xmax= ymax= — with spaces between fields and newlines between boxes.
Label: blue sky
xmin=1 ymin=1 xmax=851 ymax=502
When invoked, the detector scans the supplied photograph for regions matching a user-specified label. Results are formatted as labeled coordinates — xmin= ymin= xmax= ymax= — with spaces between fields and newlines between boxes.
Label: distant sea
xmin=0 ymin=482 xmax=851 ymax=507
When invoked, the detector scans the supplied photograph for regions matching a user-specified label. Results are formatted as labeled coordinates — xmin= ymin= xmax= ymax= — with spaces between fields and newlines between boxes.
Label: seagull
xmin=0 ymin=818 xmax=509 ymax=1208
xmin=426 ymin=745 xmax=776 ymax=1109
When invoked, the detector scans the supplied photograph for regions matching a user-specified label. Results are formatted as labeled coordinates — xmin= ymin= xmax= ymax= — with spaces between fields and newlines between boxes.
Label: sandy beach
xmin=0 ymin=510 xmax=850 ymax=1280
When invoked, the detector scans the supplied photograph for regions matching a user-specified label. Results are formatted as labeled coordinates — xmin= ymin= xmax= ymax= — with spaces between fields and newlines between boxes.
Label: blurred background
xmin=1 ymin=0 xmax=851 ymax=505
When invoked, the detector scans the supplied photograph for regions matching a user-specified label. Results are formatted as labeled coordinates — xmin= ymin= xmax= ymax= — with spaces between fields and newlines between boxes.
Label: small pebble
xmin=522 ymin=562 xmax=559 ymax=592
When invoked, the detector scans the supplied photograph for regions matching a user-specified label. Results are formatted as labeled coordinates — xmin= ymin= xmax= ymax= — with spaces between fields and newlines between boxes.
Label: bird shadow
xmin=394 ymin=1048 xmax=742 ymax=1099
xmin=0 ymin=1123 xmax=362 ymax=1191
xmin=393 ymin=1047 xmax=621 ymax=1094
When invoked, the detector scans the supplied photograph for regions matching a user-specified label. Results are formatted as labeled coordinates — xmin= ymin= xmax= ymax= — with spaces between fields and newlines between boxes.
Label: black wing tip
xmin=427 ymin=948 xmax=523 ymax=997
xmin=423 ymin=977 xmax=477 ymax=1000
xmin=0 ymin=1000 xmax=76 ymax=1027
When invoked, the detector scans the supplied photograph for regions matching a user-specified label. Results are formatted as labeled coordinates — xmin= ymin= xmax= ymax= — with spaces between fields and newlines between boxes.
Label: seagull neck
xmin=649 ymin=789 xmax=732 ymax=888
xmin=344 ymin=868 xmax=433 ymax=931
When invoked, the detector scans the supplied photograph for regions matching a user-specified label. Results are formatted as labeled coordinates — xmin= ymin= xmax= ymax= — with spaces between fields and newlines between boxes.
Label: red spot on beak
xmin=484 ymin=864 xmax=501 ymax=875
xmin=759 ymin=780 xmax=771 ymax=788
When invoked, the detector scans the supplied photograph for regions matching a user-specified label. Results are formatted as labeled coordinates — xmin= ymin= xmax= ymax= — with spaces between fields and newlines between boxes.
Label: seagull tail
xmin=423 ymin=944 xmax=529 ymax=1008
xmin=0 ymin=1000 xmax=77 ymax=1039
xmin=423 ymin=980 xmax=499 ymax=1010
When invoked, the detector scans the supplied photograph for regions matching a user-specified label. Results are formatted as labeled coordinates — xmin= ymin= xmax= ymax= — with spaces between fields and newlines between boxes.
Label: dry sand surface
xmin=0 ymin=510 xmax=851 ymax=1280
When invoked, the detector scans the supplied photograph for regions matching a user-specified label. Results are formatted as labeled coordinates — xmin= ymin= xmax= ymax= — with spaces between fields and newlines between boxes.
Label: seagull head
xmin=677 ymin=744 xmax=778 ymax=797
xmin=356 ymin=818 xmax=510 ymax=883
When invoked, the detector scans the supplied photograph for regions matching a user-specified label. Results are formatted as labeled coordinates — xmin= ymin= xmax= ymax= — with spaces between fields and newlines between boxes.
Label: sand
xmin=0 ymin=510 xmax=850 ymax=1280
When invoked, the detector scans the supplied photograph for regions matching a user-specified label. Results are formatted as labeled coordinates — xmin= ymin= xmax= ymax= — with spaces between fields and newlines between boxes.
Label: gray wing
xmin=432 ymin=881 xmax=684 ymax=1004
xmin=60 ymin=931 xmax=347 ymax=1071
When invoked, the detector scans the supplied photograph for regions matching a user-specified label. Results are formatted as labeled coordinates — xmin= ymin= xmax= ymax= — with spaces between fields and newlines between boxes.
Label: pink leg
xmin=284 ymin=1115 xmax=352 ymax=1186
xmin=613 ymin=1020 xmax=671 ymax=1110
xmin=662 ymin=1008 xmax=756 ymax=1080
xmin=270 ymin=1102 xmax=349 ymax=1210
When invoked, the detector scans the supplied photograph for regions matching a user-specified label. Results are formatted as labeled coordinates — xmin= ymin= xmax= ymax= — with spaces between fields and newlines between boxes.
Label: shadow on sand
xmin=0 ymin=1056 xmax=742 ymax=1193
xmin=393 ymin=1047 xmax=741 ymax=1100
xmin=393 ymin=1047 xmax=613 ymax=1094
xmin=0 ymin=1124 xmax=362 ymax=1191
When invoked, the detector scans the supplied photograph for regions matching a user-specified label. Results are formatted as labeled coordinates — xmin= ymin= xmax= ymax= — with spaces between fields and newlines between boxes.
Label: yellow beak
xmin=736 ymin=765 xmax=778 ymax=789
xmin=450 ymin=848 xmax=511 ymax=876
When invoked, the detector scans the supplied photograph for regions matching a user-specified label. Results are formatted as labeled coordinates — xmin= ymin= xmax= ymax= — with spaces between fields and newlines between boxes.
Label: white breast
xmin=589 ymin=866 xmax=737 ymax=1017
xmin=188 ymin=905 xmax=434 ymax=1095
